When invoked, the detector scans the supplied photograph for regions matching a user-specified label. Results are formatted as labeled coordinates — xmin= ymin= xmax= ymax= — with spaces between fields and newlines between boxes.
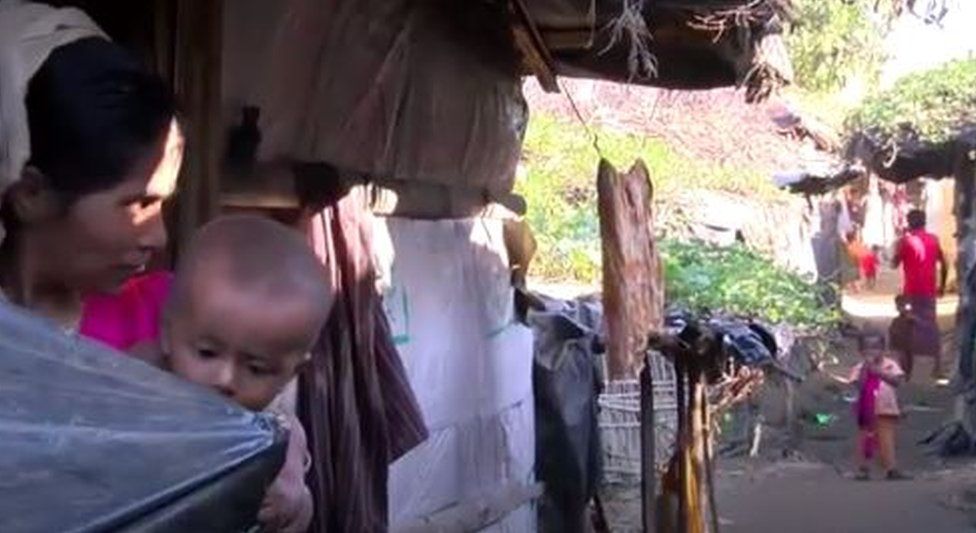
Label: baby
xmin=79 ymin=215 xmax=333 ymax=532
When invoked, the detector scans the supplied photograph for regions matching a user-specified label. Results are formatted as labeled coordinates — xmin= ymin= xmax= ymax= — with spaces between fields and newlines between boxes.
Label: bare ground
xmin=601 ymin=275 xmax=976 ymax=532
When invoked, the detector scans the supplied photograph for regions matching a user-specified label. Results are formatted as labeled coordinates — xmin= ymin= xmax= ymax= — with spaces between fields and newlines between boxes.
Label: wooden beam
xmin=509 ymin=0 xmax=560 ymax=92
xmin=170 ymin=0 xmax=223 ymax=256
xmin=221 ymin=162 xmax=527 ymax=220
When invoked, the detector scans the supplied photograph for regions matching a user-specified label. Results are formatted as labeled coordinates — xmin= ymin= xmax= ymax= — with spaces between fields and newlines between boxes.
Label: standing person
xmin=889 ymin=295 xmax=917 ymax=381
xmin=831 ymin=331 xmax=908 ymax=481
xmin=892 ymin=209 xmax=948 ymax=383
xmin=863 ymin=177 xmax=885 ymax=251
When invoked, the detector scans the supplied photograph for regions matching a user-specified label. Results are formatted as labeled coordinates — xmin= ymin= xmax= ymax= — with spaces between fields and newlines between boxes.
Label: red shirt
xmin=896 ymin=230 xmax=942 ymax=297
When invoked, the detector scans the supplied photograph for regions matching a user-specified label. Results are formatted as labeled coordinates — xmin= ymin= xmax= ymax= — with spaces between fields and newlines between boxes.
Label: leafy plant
xmin=516 ymin=113 xmax=777 ymax=282
xmin=662 ymin=241 xmax=840 ymax=329
xmin=845 ymin=57 xmax=976 ymax=146
xmin=787 ymin=0 xmax=890 ymax=93
xmin=517 ymin=114 xmax=837 ymax=329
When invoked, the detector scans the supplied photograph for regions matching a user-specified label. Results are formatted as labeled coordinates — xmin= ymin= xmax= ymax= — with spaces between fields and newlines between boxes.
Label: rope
xmin=560 ymin=80 xmax=605 ymax=159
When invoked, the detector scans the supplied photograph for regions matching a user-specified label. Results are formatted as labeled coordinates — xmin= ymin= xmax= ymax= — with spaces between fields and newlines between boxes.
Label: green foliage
xmin=516 ymin=114 xmax=776 ymax=282
xmin=517 ymin=114 xmax=836 ymax=328
xmin=845 ymin=58 xmax=976 ymax=146
xmin=787 ymin=0 xmax=889 ymax=93
xmin=662 ymin=241 xmax=840 ymax=329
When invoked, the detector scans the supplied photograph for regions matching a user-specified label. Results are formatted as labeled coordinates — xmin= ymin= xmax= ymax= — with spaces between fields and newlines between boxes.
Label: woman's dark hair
xmin=25 ymin=37 xmax=175 ymax=200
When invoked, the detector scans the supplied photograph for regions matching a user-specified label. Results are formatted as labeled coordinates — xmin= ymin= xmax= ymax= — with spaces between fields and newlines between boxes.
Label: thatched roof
xmin=520 ymin=0 xmax=794 ymax=101
xmin=844 ymin=58 xmax=976 ymax=182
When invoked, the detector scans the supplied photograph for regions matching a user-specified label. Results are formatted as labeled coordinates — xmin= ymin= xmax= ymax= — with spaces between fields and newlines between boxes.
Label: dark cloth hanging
xmin=298 ymin=187 xmax=428 ymax=533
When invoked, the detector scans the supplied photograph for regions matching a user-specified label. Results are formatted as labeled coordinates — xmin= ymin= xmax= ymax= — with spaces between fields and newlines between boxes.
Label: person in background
xmin=862 ymin=245 xmax=879 ymax=291
xmin=889 ymin=295 xmax=917 ymax=381
xmin=891 ymin=209 xmax=948 ymax=384
xmin=844 ymin=228 xmax=877 ymax=292
xmin=829 ymin=331 xmax=908 ymax=481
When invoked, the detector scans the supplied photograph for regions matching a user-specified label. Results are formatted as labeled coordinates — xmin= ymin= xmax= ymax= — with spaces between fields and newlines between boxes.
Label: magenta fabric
xmin=79 ymin=271 xmax=173 ymax=351
xmin=856 ymin=370 xmax=881 ymax=459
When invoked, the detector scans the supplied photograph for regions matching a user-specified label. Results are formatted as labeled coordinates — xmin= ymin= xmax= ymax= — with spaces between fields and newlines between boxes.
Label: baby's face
xmin=162 ymin=279 xmax=319 ymax=411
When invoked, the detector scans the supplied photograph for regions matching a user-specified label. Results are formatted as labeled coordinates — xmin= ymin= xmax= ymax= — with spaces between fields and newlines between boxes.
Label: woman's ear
xmin=8 ymin=166 xmax=61 ymax=224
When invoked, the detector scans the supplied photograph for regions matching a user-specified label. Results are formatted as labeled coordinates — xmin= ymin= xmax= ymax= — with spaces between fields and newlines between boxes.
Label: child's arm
xmin=825 ymin=363 xmax=862 ymax=386
xmin=825 ymin=372 xmax=855 ymax=385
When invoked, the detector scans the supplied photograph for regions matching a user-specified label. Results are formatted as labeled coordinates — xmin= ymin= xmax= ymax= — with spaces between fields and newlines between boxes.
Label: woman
xmin=0 ymin=33 xmax=182 ymax=330
xmin=0 ymin=4 xmax=308 ymax=530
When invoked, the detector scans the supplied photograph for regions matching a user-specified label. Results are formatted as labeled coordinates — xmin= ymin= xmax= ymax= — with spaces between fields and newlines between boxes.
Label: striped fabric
xmin=298 ymin=189 xmax=428 ymax=533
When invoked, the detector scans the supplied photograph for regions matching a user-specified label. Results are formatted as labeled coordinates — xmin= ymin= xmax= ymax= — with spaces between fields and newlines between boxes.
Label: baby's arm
xmin=258 ymin=413 xmax=313 ymax=533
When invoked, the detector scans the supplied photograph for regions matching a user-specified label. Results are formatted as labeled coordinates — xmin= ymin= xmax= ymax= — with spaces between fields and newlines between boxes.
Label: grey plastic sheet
xmin=528 ymin=295 xmax=603 ymax=533
xmin=0 ymin=300 xmax=286 ymax=533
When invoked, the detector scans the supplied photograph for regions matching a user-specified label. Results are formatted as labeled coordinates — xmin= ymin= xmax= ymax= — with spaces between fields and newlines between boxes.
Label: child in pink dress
xmin=79 ymin=215 xmax=334 ymax=533
xmin=832 ymin=331 xmax=908 ymax=480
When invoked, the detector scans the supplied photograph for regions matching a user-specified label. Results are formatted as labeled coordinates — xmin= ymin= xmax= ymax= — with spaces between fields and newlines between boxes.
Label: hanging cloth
xmin=298 ymin=186 xmax=428 ymax=532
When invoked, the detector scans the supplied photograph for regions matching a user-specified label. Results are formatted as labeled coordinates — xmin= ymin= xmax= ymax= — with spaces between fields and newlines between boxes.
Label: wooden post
xmin=955 ymin=149 xmax=976 ymax=437
xmin=169 ymin=0 xmax=223 ymax=257
xmin=640 ymin=361 xmax=655 ymax=532
xmin=598 ymin=159 xmax=664 ymax=379
xmin=598 ymin=159 xmax=664 ymax=531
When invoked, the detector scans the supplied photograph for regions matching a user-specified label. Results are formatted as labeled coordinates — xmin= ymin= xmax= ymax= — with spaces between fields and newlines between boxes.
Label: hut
xmin=27 ymin=0 xmax=793 ymax=530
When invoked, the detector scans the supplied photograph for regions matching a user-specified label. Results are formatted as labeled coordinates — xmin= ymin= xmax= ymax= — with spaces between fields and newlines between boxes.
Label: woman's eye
xmin=139 ymin=198 xmax=160 ymax=209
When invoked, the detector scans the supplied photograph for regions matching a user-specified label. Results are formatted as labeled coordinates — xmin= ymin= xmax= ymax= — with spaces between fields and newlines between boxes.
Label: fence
xmin=598 ymin=351 xmax=678 ymax=484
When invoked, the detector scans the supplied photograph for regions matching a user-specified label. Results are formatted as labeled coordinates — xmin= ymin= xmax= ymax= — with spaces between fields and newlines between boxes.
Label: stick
xmin=641 ymin=361 xmax=656 ymax=532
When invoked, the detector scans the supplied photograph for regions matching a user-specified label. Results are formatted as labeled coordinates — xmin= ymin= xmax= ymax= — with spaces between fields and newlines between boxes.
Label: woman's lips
xmin=117 ymin=263 xmax=147 ymax=275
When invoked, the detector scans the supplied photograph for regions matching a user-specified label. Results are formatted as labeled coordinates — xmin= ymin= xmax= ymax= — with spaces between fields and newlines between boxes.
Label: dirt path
xmin=599 ymin=266 xmax=976 ymax=532
xmin=715 ymin=286 xmax=976 ymax=532
xmin=715 ymin=461 xmax=976 ymax=532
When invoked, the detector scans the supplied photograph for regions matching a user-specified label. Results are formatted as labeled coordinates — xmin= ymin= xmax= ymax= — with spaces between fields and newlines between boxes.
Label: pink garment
xmin=79 ymin=271 xmax=173 ymax=351
xmin=856 ymin=371 xmax=881 ymax=459
xmin=849 ymin=359 xmax=904 ymax=417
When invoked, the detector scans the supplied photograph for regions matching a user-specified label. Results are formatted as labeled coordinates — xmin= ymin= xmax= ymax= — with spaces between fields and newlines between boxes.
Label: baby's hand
xmin=258 ymin=415 xmax=313 ymax=533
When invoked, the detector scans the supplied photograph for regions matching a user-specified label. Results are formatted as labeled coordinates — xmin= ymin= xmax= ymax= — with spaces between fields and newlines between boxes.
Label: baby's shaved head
xmin=169 ymin=215 xmax=333 ymax=346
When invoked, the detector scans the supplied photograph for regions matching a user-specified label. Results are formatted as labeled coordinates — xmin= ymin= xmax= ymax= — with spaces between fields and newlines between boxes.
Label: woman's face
xmin=37 ymin=120 xmax=184 ymax=293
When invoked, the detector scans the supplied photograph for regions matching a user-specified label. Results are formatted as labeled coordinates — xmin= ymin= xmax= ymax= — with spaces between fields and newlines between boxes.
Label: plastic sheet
xmin=527 ymin=295 xmax=603 ymax=533
xmin=0 ymin=300 xmax=286 ymax=533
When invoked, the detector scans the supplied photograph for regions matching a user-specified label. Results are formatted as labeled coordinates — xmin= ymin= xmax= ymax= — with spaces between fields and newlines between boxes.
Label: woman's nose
xmin=138 ymin=210 xmax=168 ymax=251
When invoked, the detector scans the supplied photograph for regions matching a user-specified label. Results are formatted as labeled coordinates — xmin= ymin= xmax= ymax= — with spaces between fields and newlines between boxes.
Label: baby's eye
xmin=196 ymin=347 xmax=218 ymax=359
xmin=246 ymin=363 xmax=274 ymax=377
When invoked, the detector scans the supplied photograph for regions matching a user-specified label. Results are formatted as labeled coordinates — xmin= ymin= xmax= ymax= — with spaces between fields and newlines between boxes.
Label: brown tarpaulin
xmin=298 ymin=187 xmax=428 ymax=532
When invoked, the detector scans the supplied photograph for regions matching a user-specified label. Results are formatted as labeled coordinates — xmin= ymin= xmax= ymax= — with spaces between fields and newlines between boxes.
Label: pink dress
xmin=79 ymin=271 xmax=173 ymax=351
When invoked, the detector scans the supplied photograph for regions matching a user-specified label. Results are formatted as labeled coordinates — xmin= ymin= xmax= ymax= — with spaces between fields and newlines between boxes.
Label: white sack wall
xmin=374 ymin=218 xmax=536 ymax=531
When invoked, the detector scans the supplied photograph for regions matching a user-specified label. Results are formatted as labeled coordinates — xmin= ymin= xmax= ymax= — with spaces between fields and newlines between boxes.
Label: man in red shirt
xmin=891 ymin=209 xmax=948 ymax=382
